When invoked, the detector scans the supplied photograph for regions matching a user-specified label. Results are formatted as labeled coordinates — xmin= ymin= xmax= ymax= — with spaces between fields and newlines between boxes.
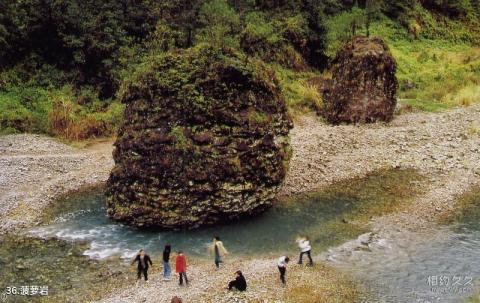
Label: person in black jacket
xmin=163 ymin=244 xmax=172 ymax=280
xmin=131 ymin=249 xmax=153 ymax=281
xmin=228 ymin=270 xmax=247 ymax=291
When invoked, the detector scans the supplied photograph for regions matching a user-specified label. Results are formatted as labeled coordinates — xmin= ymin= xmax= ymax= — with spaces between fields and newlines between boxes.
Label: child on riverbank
xmin=176 ymin=251 xmax=188 ymax=286
xmin=277 ymin=256 xmax=290 ymax=285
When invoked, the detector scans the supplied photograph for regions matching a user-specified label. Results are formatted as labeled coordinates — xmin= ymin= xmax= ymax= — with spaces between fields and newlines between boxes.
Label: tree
xmin=365 ymin=0 xmax=382 ymax=36
xmin=196 ymin=0 xmax=241 ymax=48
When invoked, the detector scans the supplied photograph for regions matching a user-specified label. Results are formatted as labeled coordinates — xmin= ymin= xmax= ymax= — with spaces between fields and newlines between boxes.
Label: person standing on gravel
xmin=210 ymin=236 xmax=229 ymax=269
xmin=277 ymin=256 xmax=290 ymax=285
xmin=296 ymin=236 xmax=313 ymax=266
xmin=228 ymin=270 xmax=247 ymax=291
xmin=163 ymin=244 xmax=172 ymax=280
xmin=131 ymin=249 xmax=153 ymax=282
xmin=176 ymin=251 xmax=188 ymax=286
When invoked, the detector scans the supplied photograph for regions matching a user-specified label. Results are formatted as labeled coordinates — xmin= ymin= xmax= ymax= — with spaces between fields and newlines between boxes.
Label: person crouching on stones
xmin=296 ymin=236 xmax=313 ymax=266
xmin=228 ymin=270 xmax=247 ymax=291
xmin=277 ymin=256 xmax=290 ymax=285
xmin=131 ymin=249 xmax=153 ymax=282
xmin=210 ymin=236 xmax=229 ymax=269
xmin=176 ymin=251 xmax=188 ymax=286
xmin=163 ymin=244 xmax=172 ymax=281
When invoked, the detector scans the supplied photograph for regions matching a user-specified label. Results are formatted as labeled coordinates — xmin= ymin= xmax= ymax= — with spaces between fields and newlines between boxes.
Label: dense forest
xmin=1 ymin=0 xmax=479 ymax=139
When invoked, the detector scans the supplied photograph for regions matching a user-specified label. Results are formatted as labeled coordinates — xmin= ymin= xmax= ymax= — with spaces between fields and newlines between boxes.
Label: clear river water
xmin=0 ymin=170 xmax=478 ymax=302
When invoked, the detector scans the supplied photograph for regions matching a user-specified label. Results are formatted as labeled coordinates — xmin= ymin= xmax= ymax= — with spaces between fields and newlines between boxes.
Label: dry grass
xmin=443 ymin=85 xmax=480 ymax=107
xmin=297 ymin=82 xmax=323 ymax=112
xmin=48 ymin=98 xmax=108 ymax=140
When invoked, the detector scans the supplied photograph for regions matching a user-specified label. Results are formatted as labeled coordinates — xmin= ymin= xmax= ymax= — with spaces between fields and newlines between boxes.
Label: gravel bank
xmin=99 ymin=256 xmax=360 ymax=303
xmin=281 ymin=104 xmax=480 ymax=230
xmin=0 ymin=135 xmax=114 ymax=234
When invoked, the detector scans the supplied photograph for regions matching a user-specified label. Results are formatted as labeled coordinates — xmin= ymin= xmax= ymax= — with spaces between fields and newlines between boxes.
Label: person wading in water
xmin=210 ymin=236 xmax=229 ymax=269
xmin=131 ymin=249 xmax=153 ymax=283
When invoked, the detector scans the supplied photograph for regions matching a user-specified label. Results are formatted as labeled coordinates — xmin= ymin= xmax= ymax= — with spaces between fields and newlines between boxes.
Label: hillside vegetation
xmin=1 ymin=0 xmax=479 ymax=139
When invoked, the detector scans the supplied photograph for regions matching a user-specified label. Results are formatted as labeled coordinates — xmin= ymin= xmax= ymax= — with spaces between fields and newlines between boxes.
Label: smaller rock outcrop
xmin=324 ymin=36 xmax=398 ymax=124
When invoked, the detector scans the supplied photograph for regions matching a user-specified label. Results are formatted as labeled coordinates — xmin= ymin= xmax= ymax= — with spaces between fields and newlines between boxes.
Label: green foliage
xmin=0 ymin=86 xmax=50 ymax=133
xmin=121 ymin=44 xmax=281 ymax=113
xmin=272 ymin=64 xmax=322 ymax=113
xmin=47 ymin=86 xmax=124 ymax=140
xmin=0 ymin=84 xmax=124 ymax=138
xmin=1 ymin=0 xmax=480 ymax=137
xmin=362 ymin=17 xmax=480 ymax=111
xmin=170 ymin=126 xmax=189 ymax=149
xmin=240 ymin=12 xmax=311 ymax=69
xmin=325 ymin=7 xmax=366 ymax=56
xmin=145 ymin=21 xmax=182 ymax=53
xmin=196 ymin=0 xmax=241 ymax=48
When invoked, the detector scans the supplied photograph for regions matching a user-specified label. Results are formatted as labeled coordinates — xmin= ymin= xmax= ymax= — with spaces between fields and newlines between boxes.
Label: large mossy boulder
xmin=106 ymin=46 xmax=293 ymax=229
xmin=323 ymin=36 xmax=398 ymax=124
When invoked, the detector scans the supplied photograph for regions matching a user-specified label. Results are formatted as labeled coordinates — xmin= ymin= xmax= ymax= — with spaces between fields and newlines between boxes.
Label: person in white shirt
xmin=296 ymin=236 xmax=313 ymax=266
xmin=277 ymin=256 xmax=290 ymax=285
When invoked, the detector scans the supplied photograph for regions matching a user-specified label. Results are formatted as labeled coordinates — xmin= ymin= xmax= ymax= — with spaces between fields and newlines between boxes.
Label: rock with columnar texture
xmin=106 ymin=45 xmax=293 ymax=230
xmin=324 ymin=36 xmax=398 ymax=124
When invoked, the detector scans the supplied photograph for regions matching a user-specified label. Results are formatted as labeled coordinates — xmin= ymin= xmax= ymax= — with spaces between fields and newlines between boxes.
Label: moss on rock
xmin=106 ymin=45 xmax=293 ymax=229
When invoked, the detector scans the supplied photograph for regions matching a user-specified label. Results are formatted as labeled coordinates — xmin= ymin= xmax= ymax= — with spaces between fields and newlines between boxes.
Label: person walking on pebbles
xmin=296 ymin=236 xmax=313 ymax=266
xmin=176 ymin=250 xmax=188 ymax=286
xmin=131 ymin=249 xmax=153 ymax=283
xmin=227 ymin=270 xmax=247 ymax=291
xmin=209 ymin=236 xmax=229 ymax=269
xmin=163 ymin=244 xmax=172 ymax=281
xmin=277 ymin=256 xmax=290 ymax=285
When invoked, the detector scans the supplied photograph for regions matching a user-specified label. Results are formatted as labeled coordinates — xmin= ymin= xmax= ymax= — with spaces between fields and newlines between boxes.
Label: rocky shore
xmin=0 ymin=136 xmax=114 ymax=234
xmin=99 ymin=255 xmax=361 ymax=303
xmin=1 ymin=104 xmax=479 ymax=302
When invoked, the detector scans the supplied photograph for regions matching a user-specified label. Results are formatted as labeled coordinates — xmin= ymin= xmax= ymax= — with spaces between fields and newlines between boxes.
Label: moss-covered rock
xmin=323 ymin=36 xmax=398 ymax=124
xmin=106 ymin=45 xmax=293 ymax=229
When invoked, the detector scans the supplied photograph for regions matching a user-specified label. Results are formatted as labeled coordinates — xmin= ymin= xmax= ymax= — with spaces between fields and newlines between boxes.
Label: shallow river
xmin=0 ymin=170 xmax=478 ymax=302
xmin=328 ymin=192 xmax=480 ymax=303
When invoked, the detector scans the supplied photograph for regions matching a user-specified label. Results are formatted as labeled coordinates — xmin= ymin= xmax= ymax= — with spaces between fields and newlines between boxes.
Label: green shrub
xmin=196 ymin=0 xmax=241 ymax=49
xmin=325 ymin=7 xmax=366 ymax=56
xmin=240 ymin=12 xmax=308 ymax=70
xmin=47 ymin=86 xmax=124 ymax=140
xmin=0 ymin=86 xmax=50 ymax=133
xmin=0 ymin=84 xmax=124 ymax=139
xmin=272 ymin=65 xmax=323 ymax=114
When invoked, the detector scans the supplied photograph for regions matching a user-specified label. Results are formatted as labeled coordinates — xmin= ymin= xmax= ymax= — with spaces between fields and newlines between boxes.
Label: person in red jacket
xmin=175 ymin=251 xmax=188 ymax=285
